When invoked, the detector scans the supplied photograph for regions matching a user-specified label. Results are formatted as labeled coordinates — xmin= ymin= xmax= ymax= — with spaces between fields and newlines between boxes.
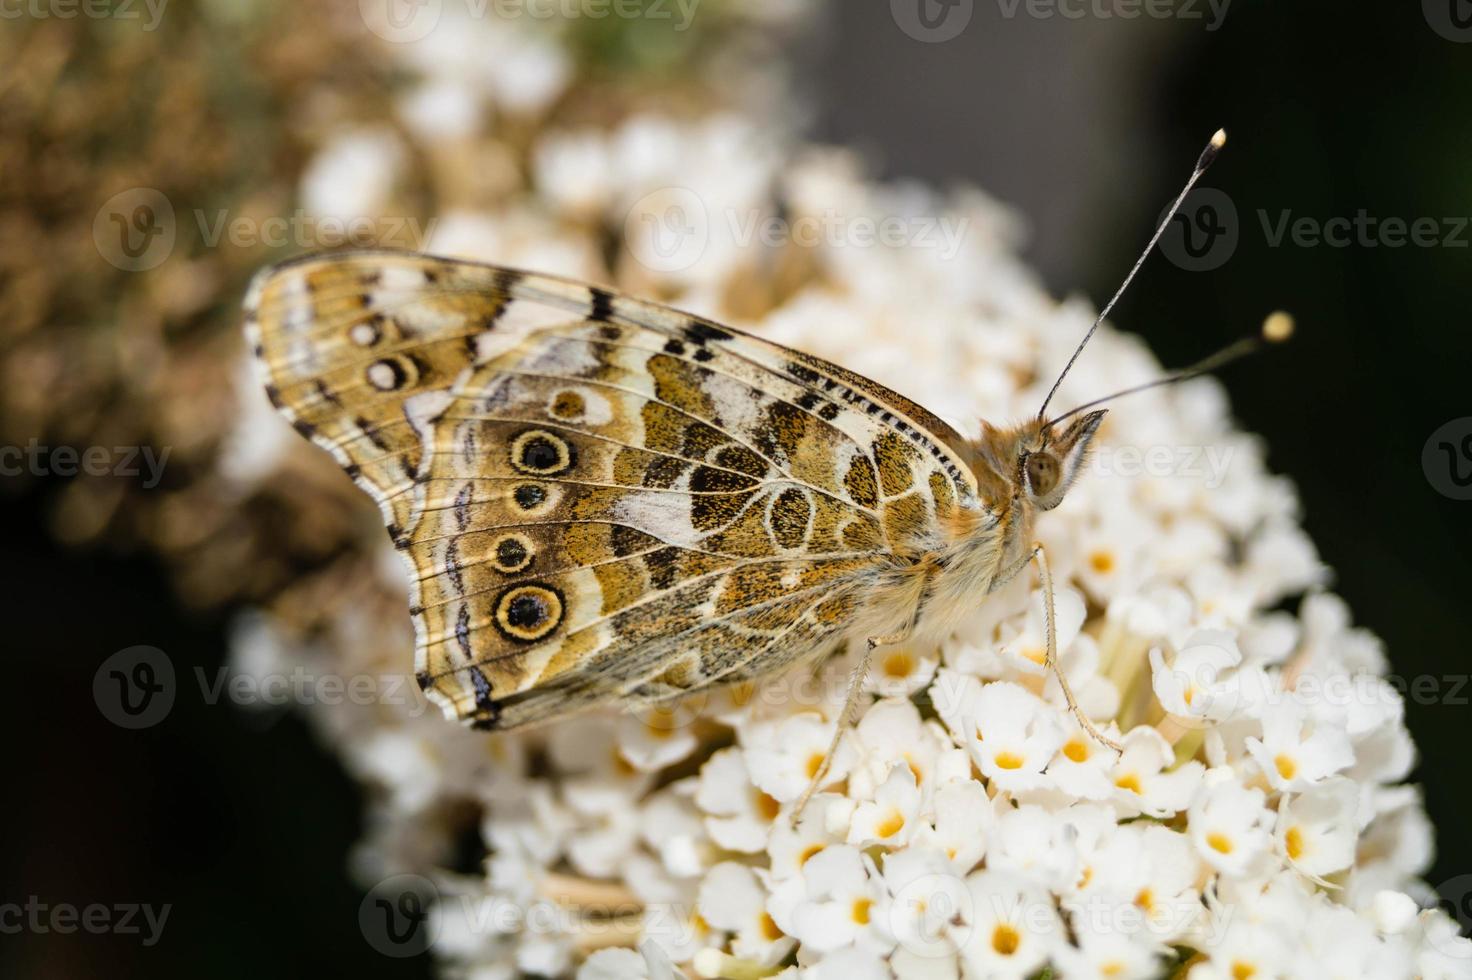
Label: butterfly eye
xmin=1025 ymin=453 xmax=1060 ymax=498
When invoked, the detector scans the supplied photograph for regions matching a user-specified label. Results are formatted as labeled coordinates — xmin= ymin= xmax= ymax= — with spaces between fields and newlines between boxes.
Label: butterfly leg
xmin=787 ymin=626 xmax=911 ymax=826
xmin=1032 ymin=542 xmax=1122 ymax=752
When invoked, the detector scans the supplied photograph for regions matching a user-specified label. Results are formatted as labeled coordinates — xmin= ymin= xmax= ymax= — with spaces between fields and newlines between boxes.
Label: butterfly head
xmin=975 ymin=410 xmax=1107 ymax=512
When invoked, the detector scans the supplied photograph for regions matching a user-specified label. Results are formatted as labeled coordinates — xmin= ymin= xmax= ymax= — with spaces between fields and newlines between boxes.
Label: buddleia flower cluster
xmin=219 ymin=11 xmax=1471 ymax=978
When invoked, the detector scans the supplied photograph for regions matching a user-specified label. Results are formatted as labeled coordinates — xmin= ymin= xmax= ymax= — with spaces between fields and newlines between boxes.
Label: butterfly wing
xmin=246 ymin=249 xmax=983 ymax=728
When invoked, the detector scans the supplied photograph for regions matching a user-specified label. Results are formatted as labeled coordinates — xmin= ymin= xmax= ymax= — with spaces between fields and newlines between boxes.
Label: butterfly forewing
xmin=245 ymin=250 xmax=981 ymax=728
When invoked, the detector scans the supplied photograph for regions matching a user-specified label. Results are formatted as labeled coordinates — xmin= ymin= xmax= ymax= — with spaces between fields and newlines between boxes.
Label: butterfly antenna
xmin=1036 ymin=128 xmax=1228 ymax=419
xmin=1046 ymin=311 xmax=1294 ymax=428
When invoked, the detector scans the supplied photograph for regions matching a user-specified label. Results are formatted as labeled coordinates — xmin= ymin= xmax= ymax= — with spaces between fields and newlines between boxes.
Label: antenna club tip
xmin=1262 ymin=311 xmax=1295 ymax=343
xmin=1211 ymin=128 xmax=1227 ymax=149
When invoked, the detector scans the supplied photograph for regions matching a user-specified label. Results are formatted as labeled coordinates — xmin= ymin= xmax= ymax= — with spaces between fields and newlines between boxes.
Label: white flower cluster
xmin=224 ymin=8 xmax=1471 ymax=980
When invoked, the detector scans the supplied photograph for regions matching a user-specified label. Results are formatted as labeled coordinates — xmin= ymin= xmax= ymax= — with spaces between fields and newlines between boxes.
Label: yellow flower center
xmin=1090 ymin=550 xmax=1115 ymax=574
xmin=1285 ymin=825 xmax=1305 ymax=861
xmin=1275 ymin=754 xmax=1297 ymax=781
xmin=882 ymin=650 xmax=916 ymax=678
xmin=805 ymin=752 xmax=826 ymax=779
xmin=876 ymin=810 xmax=906 ymax=838
xmin=1232 ymin=962 xmax=1257 ymax=980
xmin=991 ymin=923 xmax=1021 ymax=955
xmin=851 ymin=898 xmax=872 ymax=925
xmin=1207 ymin=832 xmax=1234 ymax=855
xmin=759 ymin=913 xmax=784 ymax=942
xmin=798 ymin=843 xmax=825 ymax=866
xmin=1063 ymin=738 xmax=1089 ymax=763
xmin=754 ymin=791 xmax=781 ymax=821
xmin=1115 ymin=773 xmax=1142 ymax=794
xmin=994 ymin=751 xmax=1025 ymax=770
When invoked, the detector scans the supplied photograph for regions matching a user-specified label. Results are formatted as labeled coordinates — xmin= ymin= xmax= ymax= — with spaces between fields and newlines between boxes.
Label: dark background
xmin=6 ymin=0 xmax=1470 ymax=976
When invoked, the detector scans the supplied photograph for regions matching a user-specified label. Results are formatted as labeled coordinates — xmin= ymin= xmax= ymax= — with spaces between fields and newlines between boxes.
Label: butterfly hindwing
xmin=246 ymin=249 xmax=981 ymax=728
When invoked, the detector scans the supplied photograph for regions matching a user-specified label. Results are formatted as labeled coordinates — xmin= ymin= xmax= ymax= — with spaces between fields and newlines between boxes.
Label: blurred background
xmin=3 ymin=0 xmax=1469 ymax=976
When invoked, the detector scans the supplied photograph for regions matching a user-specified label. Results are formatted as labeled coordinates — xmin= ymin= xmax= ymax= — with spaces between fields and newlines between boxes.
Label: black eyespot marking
xmin=494 ymin=584 xmax=564 ymax=642
xmin=693 ymin=348 xmax=714 ymax=363
xmin=514 ymin=483 xmax=547 ymax=510
xmin=818 ymin=403 xmax=841 ymax=421
xmin=598 ymin=324 xmax=621 ymax=341
xmin=796 ymin=391 xmax=821 ymax=411
xmin=491 ymin=533 xmax=534 ymax=574
xmin=511 ymin=429 xmax=575 ymax=476
xmin=663 ymin=339 xmax=686 ymax=356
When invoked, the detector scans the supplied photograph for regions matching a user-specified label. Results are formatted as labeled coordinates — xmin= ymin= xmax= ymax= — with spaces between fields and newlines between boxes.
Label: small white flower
xmin=1150 ymin=628 xmax=1248 ymax=726
xmin=1076 ymin=823 xmax=1202 ymax=945
xmin=953 ymin=869 xmax=1064 ymax=980
xmin=1047 ymin=725 xmax=1122 ymax=801
xmin=697 ymin=862 xmax=793 ymax=966
xmin=1276 ymin=776 xmax=1358 ymax=881
xmin=910 ymin=779 xmax=992 ymax=871
xmin=997 ymin=586 xmax=1086 ymax=676
xmin=766 ymin=845 xmax=890 ymax=954
xmin=1109 ymin=727 xmax=1204 ymax=819
xmin=1245 ymin=701 xmax=1355 ymax=792
xmin=848 ymin=764 xmax=922 ymax=848
xmin=768 ymin=794 xmax=847 ymax=882
xmin=744 ymin=712 xmax=854 ymax=804
xmin=847 ymin=698 xmax=949 ymax=802
xmin=933 ymin=674 xmax=1065 ymax=794
xmin=618 ymin=703 xmax=701 ymax=773
xmin=1053 ymin=925 xmax=1169 ymax=980
xmin=1187 ymin=776 xmax=1274 ymax=877
xmin=1188 ymin=916 xmax=1294 ymax=980
xmin=987 ymin=804 xmax=1081 ymax=897
xmin=879 ymin=848 xmax=969 ymax=978
xmin=863 ymin=640 xmax=940 ymax=698
xmin=696 ymin=747 xmax=780 ymax=853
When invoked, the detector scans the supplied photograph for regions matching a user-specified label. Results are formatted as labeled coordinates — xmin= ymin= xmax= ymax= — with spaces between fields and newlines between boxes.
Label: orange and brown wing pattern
xmin=245 ymin=249 xmax=987 ymax=728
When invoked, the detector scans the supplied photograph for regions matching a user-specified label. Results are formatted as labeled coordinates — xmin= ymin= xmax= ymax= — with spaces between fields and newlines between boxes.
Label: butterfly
xmin=245 ymin=131 xmax=1264 ymax=797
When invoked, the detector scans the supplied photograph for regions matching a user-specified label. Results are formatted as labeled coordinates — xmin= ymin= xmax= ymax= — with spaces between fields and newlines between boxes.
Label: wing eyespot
xmin=511 ymin=429 xmax=576 ymax=476
xmin=491 ymin=533 xmax=535 ymax=574
xmin=494 ymin=584 xmax=564 ymax=642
